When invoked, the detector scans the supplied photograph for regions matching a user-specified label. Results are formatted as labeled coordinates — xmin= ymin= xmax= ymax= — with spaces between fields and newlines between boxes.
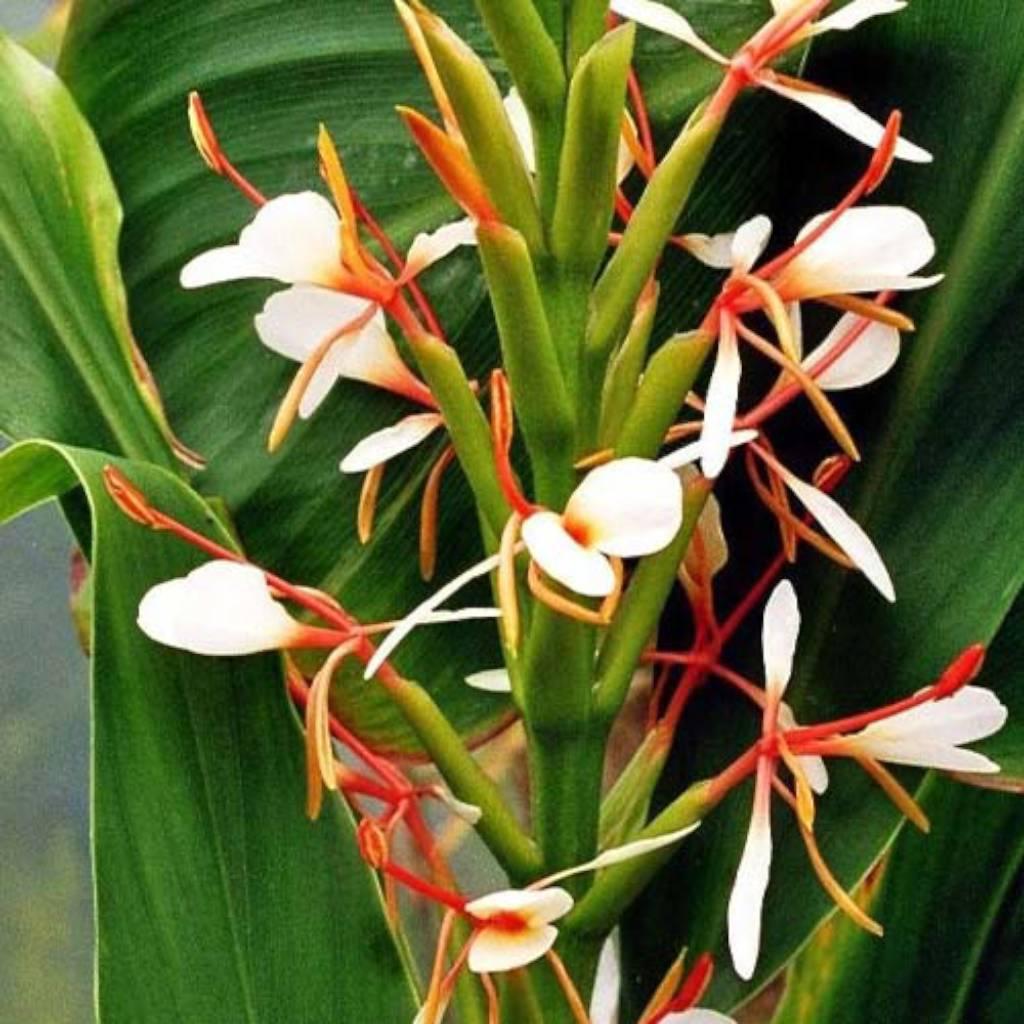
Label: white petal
xmin=662 ymin=1012 xmax=737 ymax=1024
xmin=731 ymin=215 xmax=773 ymax=274
xmin=610 ymin=0 xmax=728 ymax=63
xmin=783 ymin=207 xmax=940 ymax=297
xmin=762 ymin=580 xmax=800 ymax=699
xmin=700 ymin=318 xmax=742 ymax=479
xmin=781 ymin=472 xmax=895 ymax=602
xmin=659 ymin=429 xmax=757 ymax=471
xmin=466 ymin=887 xmax=575 ymax=926
xmin=465 ymin=668 xmax=513 ymax=693
xmin=590 ymin=936 xmax=621 ymax=1024
xmin=434 ymin=787 xmax=483 ymax=825
xmin=522 ymin=510 xmax=617 ymax=598
xmin=849 ymin=686 xmax=1008 ymax=772
xmin=503 ymin=88 xmax=536 ymax=173
xmin=762 ymin=81 xmax=931 ymax=164
xmin=538 ymin=824 xmax=700 ymax=889
xmin=788 ymin=302 xmax=804 ymax=360
xmin=180 ymin=192 xmax=343 ymax=288
xmin=467 ymin=923 xmax=560 ymax=974
xmin=804 ymin=315 xmax=901 ymax=391
xmin=563 ymin=458 xmax=683 ymax=558
xmin=137 ymin=561 xmax=301 ymax=656
xmin=682 ymin=231 xmax=737 ymax=270
xmin=256 ymin=286 xmax=423 ymax=416
xmin=778 ymin=703 xmax=830 ymax=795
xmin=727 ymin=769 xmax=773 ymax=981
xmin=405 ymin=218 xmax=478 ymax=277
xmin=811 ymin=0 xmax=907 ymax=35
xmin=339 ymin=413 xmax=443 ymax=473
xmin=365 ymin=552 xmax=503 ymax=678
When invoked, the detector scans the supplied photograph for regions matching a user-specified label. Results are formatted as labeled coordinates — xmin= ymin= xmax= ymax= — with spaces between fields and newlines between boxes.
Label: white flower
xmin=662 ymin=1012 xmax=737 ymax=1024
xmin=844 ymin=686 xmax=1008 ymax=773
xmin=610 ymin=0 xmax=929 ymax=161
xmin=792 ymin=307 xmax=901 ymax=392
xmin=521 ymin=458 xmax=684 ymax=597
xmin=137 ymin=561 xmax=304 ymax=656
xmin=464 ymin=827 xmax=700 ymax=973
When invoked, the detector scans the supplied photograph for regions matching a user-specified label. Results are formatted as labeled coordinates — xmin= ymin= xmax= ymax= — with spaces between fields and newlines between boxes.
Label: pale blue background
xmin=1 ymin=6 xmax=94 ymax=1022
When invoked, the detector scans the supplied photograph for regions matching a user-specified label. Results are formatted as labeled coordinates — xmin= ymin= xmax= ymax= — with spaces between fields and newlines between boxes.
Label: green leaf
xmin=0 ymin=35 xmax=174 ymax=467
xmin=0 ymin=440 xmax=418 ymax=1023
xmin=773 ymin=780 xmax=1024 ymax=1024
xmin=57 ymin=0 xmax=509 ymax=752
xmin=621 ymin=0 xmax=1024 ymax=1013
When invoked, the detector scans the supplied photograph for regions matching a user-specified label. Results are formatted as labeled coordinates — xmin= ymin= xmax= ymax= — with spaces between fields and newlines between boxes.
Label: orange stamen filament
xmin=498 ymin=513 xmax=523 ymax=652
xmin=420 ymin=446 xmax=457 ymax=580
xmin=358 ymin=464 xmax=386 ymax=545
xmin=187 ymin=91 xmax=267 ymax=206
xmin=817 ymin=293 xmax=915 ymax=331
xmin=318 ymin=125 xmax=371 ymax=279
xmin=854 ymin=753 xmax=931 ymax=833
xmin=527 ymin=561 xmax=619 ymax=626
xmin=545 ymin=949 xmax=591 ymax=1024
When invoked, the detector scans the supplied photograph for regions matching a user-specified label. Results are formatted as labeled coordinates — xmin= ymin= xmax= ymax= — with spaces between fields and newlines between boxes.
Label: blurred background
xmin=1 ymin=7 xmax=94 ymax=1024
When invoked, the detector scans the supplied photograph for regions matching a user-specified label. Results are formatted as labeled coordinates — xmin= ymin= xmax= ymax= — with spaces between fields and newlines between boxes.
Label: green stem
xmin=405 ymin=332 xmax=508 ymax=539
xmin=566 ymin=0 xmax=611 ymax=71
xmin=386 ymin=680 xmax=541 ymax=879
xmin=594 ymin=480 xmax=711 ymax=720
xmin=567 ymin=780 xmax=717 ymax=935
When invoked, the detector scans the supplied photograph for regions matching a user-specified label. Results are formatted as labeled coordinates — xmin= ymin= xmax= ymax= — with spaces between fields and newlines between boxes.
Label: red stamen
xmin=627 ymin=66 xmax=657 ymax=174
xmin=188 ymin=91 xmax=267 ymax=207
xmin=381 ymin=859 xmax=468 ymax=914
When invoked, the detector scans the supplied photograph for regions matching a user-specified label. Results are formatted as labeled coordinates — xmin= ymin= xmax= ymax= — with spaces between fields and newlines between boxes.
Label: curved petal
xmin=590 ymin=936 xmax=621 ymax=1024
xmin=137 ymin=561 xmax=301 ymax=656
xmin=781 ymin=207 xmax=940 ymax=299
xmin=339 ymin=413 xmax=443 ymax=473
xmin=781 ymin=471 xmax=896 ymax=602
xmin=804 ymin=315 xmax=901 ymax=391
xmin=700 ymin=317 xmax=742 ymax=478
xmin=762 ymin=580 xmax=800 ymax=698
xmin=466 ymin=887 xmax=575 ymax=926
xmin=563 ymin=458 xmax=683 ymax=558
xmin=405 ymin=218 xmax=478 ymax=277
xmin=762 ymin=81 xmax=931 ymax=164
xmin=848 ymin=686 xmax=1008 ymax=772
xmin=465 ymin=668 xmax=513 ymax=693
xmin=467 ymin=923 xmax=560 ymax=974
xmin=662 ymin=1012 xmax=737 ymax=1024
xmin=731 ymin=214 xmax=773 ymax=274
xmin=503 ymin=88 xmax=536 ymax=172
xmin=810 ymin=0 xmax=906 ymax=35
xmin=522 ymin=511 xmax=617 ymax=597
xmin=682 ymin=231 xmax=737 ymax=270
xmin=727 ymin=764 xmax=773 ymax=981
xmin=610 ymin=0 xmax=728 ymax=64
xmin=180 ymin=191 xmax=344 ymax=288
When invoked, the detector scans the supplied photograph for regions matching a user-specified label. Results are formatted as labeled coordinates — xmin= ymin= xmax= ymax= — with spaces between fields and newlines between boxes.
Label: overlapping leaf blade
xmin=0 ymin=441 xmax=418 ymax=1023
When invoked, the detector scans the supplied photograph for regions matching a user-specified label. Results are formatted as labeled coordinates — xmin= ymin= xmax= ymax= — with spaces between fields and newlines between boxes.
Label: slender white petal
xmin=779 ymin=206 xmax=941 ymax=300
xmin=504 ymin=87 xmax=536 ymax=172
xmin=778 ymin=703 xmax=829 ymax=794
xmin=137 ymin=561 xmax=301 ymax=656
xmin=700 ymin=317 xmax=742 ymax=478
xmin=434 ymin=787 xmax=483 ymax=825
xmin=659 ymin=429 xmax=757 ymax=471
xmin=405 ymin=218 xmax=478 ymax=277
xmin=564 ymin=458 xmax=684 ymax=558
xmin=537 ymin=825 xmax=700 ymax=888
xmin=339 ymin=413 xmax=443 ymax=473
xmin=762 ymin=580 xmax=800 ymax=699
xmin=781 ymin=471 xmax=895 ymax=601
xmin=180 ymin=192 xmax=344 ymax=288
xmin=590 ymin=935 xmax=621 ymax=1024
xmin=762 ymin=80 xmax=932 ymax=164
xmin=662 ymin=1012 xmax=737 ymax=1024
xmin=365 ymin=553 xmax=503 ymax=678
xmin=731 ymin=215 xmax=773 ymax=274
xmin=522 ymin=510 xmax=617 ymax=597
xmin=467 ymin=923 xmax=560 ymax=973
xmin=256 ymin=286 xmax=424 ymax=417
xmin=610 ymin=0 xmax=729 ymax=63
xmin=810 ymin=0 xmax=907 ymax=35
xmin=804 ymin=315 xmax=901 ymax=391
xmin=466 ymin=668 xmax=513 ymax=693
xmin=847 ymin=686 xmax=1007 ymax=772
xmin=727 ymin=765 xmax=773 ymax=981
